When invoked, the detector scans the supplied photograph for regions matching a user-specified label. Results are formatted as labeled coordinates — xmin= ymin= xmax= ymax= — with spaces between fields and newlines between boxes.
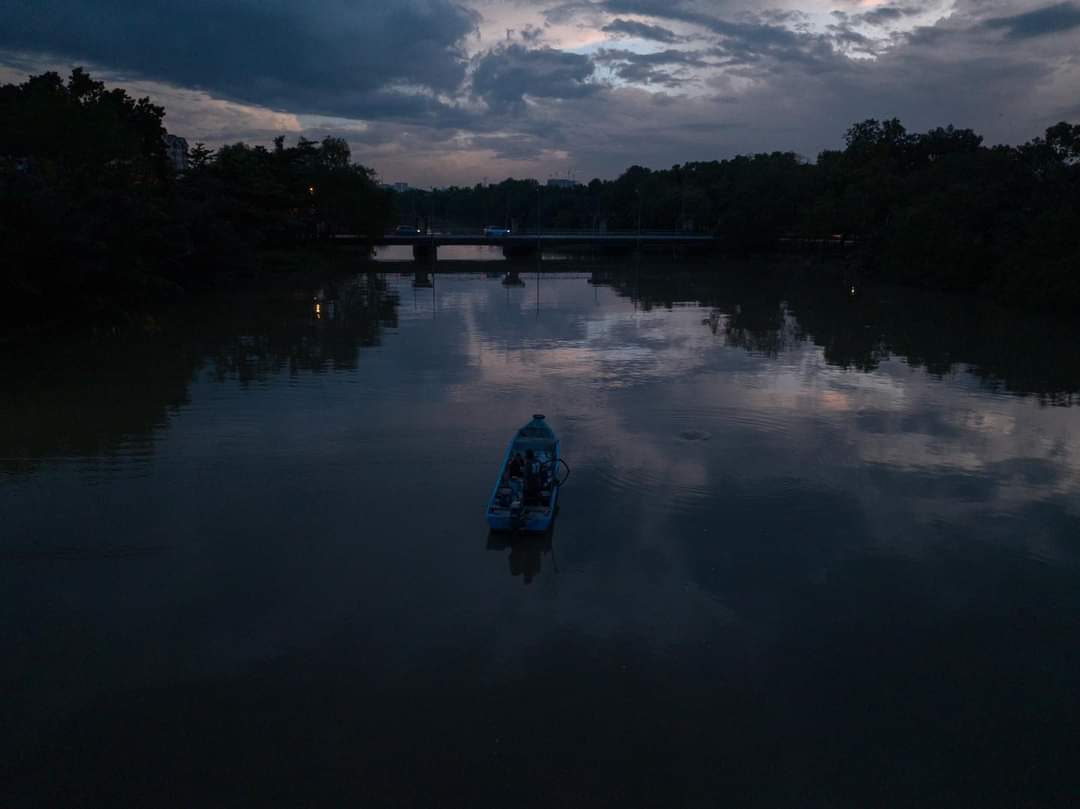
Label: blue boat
xmin=487 ymin=415 xmax=570 ymax=533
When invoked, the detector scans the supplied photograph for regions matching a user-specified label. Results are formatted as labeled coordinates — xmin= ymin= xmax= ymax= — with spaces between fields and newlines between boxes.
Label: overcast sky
xmin=3 ymin=0 xmax=1079 ymax=185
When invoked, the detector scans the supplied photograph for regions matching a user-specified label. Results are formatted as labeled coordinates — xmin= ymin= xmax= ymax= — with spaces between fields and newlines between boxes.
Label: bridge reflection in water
xmin=356 ymin=230 xmax=720 ymax=261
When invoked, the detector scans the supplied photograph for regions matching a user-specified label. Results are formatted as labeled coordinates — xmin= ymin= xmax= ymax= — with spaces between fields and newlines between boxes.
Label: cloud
xmin=0 ymin=0 xmax=479 ymax=119
xmin=472 ymin=44 xmax=598 ymax=111
xmin=468 ymin=132 xmax=557 ymax=160
xmin=602 ymin=18 xmax=684 ymax=42
xmin=827 ymin=26 xmax=878 ymax=52
xmin=983 ymin=2 xmax=1080 ymax=38
xmin=596 ymin=47 xmax=712 ymax=86
xmin=3 ymin=0 xmax=1080 ymax=186
xmin=520 ymin=24 xmax=547 ymax=43
xmin=542 ymin=1 xmax=604 ymax=26
xmin=598 ymin=0 xmax=715 ymax=30
xmin=855 ymin=4 xmax=931 ymax=26
xmin=590 ymin=4 xmax=846 ymax=73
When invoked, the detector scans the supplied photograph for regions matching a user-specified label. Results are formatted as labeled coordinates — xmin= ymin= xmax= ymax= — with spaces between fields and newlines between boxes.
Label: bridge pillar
xmin=502 ymin=243 xmax=538 ymax=259
xmin=596 ymin=242 xmax=635 ymax=258
xmin=412 ymin=242 xmax=436 ymax=261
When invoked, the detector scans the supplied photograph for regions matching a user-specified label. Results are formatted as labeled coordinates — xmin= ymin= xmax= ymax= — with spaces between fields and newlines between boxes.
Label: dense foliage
xmin=3 ymin=67 xmax=1078 ymax=335
xmin=1 ymin=69 xmax=391 ymax=332
xmin=400 ymin=118 xmax=1080 ymax=309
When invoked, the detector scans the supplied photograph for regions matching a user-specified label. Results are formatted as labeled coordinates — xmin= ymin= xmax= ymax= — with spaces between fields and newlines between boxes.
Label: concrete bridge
xmin=338 ymin=230 xmax=721 ymax=260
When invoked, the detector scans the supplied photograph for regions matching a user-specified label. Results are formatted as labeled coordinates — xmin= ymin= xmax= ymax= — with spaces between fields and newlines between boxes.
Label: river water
xmin=3 ymin=260 xmax=1079 ymax=807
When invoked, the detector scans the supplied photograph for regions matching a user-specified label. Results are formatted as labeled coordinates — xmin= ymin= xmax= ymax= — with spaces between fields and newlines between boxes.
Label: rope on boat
xmin=547 ymin=457 xmax=570 ymax=486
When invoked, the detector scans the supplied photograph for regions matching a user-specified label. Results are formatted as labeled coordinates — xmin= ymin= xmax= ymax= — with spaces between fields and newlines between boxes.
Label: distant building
xmin=381 ymin=181 xmax=414 ymax=193
xmin=546 ymin=178 xmax=578 ymax=189
xmin=164 ymin=134 xmax=189 ymax=173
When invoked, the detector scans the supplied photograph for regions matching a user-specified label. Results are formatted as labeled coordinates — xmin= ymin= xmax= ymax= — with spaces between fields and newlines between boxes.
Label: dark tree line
xmin=3 ymin=67 xmax=1079 ymax=336
xmin=1 ymin=69 xmax=392 ymax=333
xmin=400 ymin=118 xmax=1080 ymax=310
xmin=2 ymin=272 xmax=400 ymax=478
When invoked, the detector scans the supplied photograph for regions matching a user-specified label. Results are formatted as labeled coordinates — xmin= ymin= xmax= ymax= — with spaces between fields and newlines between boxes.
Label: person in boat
xmin=508 ymin=452 xmax=525 ymax=479
xmin=503 ymin=452 xmax=526 ymax=506
xmin=523 ymin=449 xmax=542 ymax=502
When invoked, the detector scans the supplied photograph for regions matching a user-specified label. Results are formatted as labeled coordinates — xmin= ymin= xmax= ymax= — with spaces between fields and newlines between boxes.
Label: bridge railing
xmin=511 ymin=228 xmax=711 ymax=237
xmin=380 ymin=228 xmax=713 ymax=238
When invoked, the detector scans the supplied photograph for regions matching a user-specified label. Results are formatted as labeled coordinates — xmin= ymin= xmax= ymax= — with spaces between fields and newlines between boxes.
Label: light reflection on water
xmin=374 ymin=244 xmax=509 ymax=262
xmin=2 ymin=265 xmax=1080 ymax=806
xmin=374 ymin=245 xmax=574 ymax=263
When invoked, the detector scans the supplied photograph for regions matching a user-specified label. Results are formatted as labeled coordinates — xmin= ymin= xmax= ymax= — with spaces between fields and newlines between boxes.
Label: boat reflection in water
xmin=486 ymin=531 xmax=556 ymax=585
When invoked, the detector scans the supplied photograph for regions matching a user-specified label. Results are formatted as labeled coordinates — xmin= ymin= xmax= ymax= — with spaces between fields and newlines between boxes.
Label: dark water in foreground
xmin=3 ymin=262 xmax=1080 ymax=807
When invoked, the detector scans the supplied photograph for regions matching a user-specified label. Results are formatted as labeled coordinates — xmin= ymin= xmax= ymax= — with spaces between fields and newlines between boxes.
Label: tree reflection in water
xmin=591 ymin=261 xmax=1080 ymax=405
xmin=0 ymin=272 xmax=400 ymax=477
xmin=4 ymin=261 xmax=1078 ymax=483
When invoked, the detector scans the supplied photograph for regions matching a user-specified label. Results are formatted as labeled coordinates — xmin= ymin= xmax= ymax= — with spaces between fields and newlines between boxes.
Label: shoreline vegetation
xmin=2 ymin=68 xmax=1078 ymax=339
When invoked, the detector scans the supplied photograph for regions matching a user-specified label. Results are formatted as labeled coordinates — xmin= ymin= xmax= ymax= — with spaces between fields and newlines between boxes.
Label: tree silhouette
xmin=3 ymin=67 xmax=1079 ymax=335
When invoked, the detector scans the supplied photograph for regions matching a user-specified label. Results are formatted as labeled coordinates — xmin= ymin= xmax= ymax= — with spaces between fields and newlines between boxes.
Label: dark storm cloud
xmin=758 ymin=9 xmax=810 ymax=26
xmin=901 ymin=23 xmax=955 ymax=47
xmin=600 ymin=0 xmax=735 ymax=32
xmin=602 ymin=18 xmax=684 ymax=42
xmin=604 ymin=0 xmax=906 ymax=34
xmin=708 ymin=20 xmax=807 ymax=50
xmin=323 ymin=89 xmax=479 ymax=128
xmin=593 ymin=1 xmax=837 ymax=69
xmin=520 ymin=24 xmax=547 ymax=42
xmin=542 ymin=1 xmax=601 ymax=25
xmin=827 ymin=26 xmax=877 ymax=50
xmin=6 ymin=0 xmax=1079 ymax=185
xmin=983 ymin=2 xmax=1080 ymax=38
xmin=541 ymin=0 xmax=719 ymax=29
xmin=707 ymin=24 xmax=848 ymax=75
xmin=826 ymin=4 xmax=930 ymax=53
xmin=0 ymin=0 xmax=479 ymax=119
xmin=469 ymin=131 xmax=555 ymax=159
xmin=596 ymin=48 xmax=710 ymax=66
xmin=612 ymin=65 xmax=684 ymax=86
xmin=596 ymin=47 xmax=711 ymax=85
xmin=473 ymin=44 xmax=597 ymax=111
xmin=855 ymin=4 xmax=928 ymax=26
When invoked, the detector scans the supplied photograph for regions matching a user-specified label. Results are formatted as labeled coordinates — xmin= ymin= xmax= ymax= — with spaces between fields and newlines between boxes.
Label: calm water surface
xmin=3 ymin=262 xmax=1080 ymax=807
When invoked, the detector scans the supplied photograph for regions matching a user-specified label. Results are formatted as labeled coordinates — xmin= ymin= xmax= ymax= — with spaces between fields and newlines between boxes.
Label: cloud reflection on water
xmin=4 ymin=267 xmax=1080 ymax=805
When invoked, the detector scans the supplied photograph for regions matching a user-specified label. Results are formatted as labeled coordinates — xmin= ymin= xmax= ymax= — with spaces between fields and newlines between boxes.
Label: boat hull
xmin=486 ymin=509 xmax=555 ymax=534
xmin=486 ymin=415 xmax=562 ymax=534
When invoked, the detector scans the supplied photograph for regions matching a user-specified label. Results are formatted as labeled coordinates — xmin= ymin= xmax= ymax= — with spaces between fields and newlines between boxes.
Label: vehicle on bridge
xmin=394 ymin=224 xmax=422 ymax=235
xmin=483 ymin=226 xmax=511 ymax=237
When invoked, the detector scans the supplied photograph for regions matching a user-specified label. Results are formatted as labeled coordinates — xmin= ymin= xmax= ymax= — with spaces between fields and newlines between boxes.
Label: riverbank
xmin=4 ymin=243 xmax=1076 ymax=349
xmin=0 ymin=245 xmax=376 ymax=346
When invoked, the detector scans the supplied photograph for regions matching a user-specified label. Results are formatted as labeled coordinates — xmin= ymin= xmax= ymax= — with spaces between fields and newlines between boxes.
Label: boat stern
xmin=487 ymin=507 xmax=554 ymax=534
